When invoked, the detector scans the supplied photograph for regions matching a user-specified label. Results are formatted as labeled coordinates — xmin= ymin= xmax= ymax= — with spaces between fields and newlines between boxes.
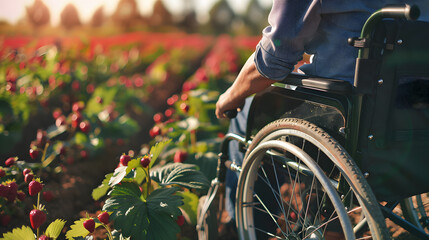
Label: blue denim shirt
xmin=255 ymin=0 xmax=429 ymax=83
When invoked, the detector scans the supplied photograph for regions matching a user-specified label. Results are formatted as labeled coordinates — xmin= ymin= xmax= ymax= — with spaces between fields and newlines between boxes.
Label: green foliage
xmin=103 ymin=183 xmax=183 ymax=239
xmin=176 ymin=191 xmax=199 ymax=225
xmin=92 ymin=173 xmax=113 ymax=201
xmin=45 ymin=219 xmax=67 ymax=239
xmin=0 ymin=225 xmax=35 ymax=240
xmin=108 ymin=166 xmax=128 ymax=186
xmin=66 ymin=219 xmax=101 ymax=240
xmin=150 ymin=163 xmax=210 ymax=191
xmin=149 ymin=139 xmax=172 ymax=168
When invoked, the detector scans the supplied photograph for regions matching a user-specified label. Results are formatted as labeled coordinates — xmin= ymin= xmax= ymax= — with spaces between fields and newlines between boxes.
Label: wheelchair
xmin=197 ymin=4 xmax=429 ymax=240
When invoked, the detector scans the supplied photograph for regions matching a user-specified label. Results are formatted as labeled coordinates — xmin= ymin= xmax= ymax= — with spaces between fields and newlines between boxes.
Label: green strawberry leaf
xmin=92 ymin=173 xmax=113 ymax=201
xmin=149 ymin=139 xmax=172 ymax=168
xmin=103 ymin=182 xmax=150 ymax=239
xmin=135 ymin=167 xmax=147 ymax=184
xmin=0 ymin=225 xmax=35 ymax=240
xmin=176 ymin=191 xmax=199 ymax=225
xmin=127 ymin=159 xmax=141 ymax=172
xmin=146 ymin=187 xmax=183 ymax=240
xmin=150 ymin=163 xmax=210 ymax=191
xmin=45 ymin=219 xmax=67 ymax=239
xmin=65 ymin=218 xmax=101 ymax=240
xmin=109 ymin=166 xmax=128 ymax=186
xmin=103 ymin=182 xmax=183 ymax=240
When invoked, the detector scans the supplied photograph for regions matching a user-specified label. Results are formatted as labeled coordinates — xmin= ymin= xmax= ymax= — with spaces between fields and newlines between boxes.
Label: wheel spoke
xmin=270 ymin=155 xmax=290 ymax=233
xmin=254 ymin=227 xmax=284 ymax=239
xmin=254 ymin=193 xmax=288 ymax=237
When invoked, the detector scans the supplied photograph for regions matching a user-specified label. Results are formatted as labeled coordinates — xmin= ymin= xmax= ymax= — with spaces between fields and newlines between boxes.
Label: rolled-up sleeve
xmin=255 ymin=0 xmax=321 ymax=80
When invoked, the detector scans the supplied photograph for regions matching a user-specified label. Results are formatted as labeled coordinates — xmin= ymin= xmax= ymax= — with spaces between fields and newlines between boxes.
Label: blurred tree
xmin=60 ymin=3 xmax=81 ymax=30
xmin=178 ymin=10 xmax=198 ymax=32
xmin=112 ymin=0 xmax=142 ymax=30
xmin=150 ymin=0 xmax=173 ymax=27
xmin=91 ymin=6 xmax=105 ymax=28
xmin=244 ymin=0 xmax=269 ymax=35
xmin=26 ymin=0 xmax=50 ymax=28
xmin=209 ymin=0 xmax=235 ymax=34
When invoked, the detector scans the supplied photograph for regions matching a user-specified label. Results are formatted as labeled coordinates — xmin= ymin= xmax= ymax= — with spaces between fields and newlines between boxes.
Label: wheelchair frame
xmin=197 ymin=4 xmax=429 ymax=240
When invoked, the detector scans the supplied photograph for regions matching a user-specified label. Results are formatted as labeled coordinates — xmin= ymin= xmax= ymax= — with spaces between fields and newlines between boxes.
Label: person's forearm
xmin=215 ymin=54 xmax=275 ymax=118
xmin=227 ymin=54 xmax=275 ymax=102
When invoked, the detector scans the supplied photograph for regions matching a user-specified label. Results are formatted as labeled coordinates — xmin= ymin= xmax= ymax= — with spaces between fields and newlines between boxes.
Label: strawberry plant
xmin=83 ymin=139 xmax=210 ymax=240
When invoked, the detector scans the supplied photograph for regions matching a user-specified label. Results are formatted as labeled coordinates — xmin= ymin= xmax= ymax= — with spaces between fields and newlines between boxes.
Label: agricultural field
xmin=0 ymin=31 xmax=267 ymax=239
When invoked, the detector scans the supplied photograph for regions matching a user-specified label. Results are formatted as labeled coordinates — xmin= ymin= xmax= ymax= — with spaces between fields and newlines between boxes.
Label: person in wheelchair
xmin=214 ymin=0 xmax=429 ymax=239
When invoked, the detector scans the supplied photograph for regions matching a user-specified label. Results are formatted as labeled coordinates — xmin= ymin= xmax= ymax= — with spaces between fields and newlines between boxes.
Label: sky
xmin=0 ymin=0 xmax=272 ymax=25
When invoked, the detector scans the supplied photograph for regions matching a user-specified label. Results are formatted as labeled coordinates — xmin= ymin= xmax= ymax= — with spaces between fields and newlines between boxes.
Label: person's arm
xmin=216 ymin=0 xmax=321 ymax=119
xmin=215 ymin=53 xmax=275 ymax=119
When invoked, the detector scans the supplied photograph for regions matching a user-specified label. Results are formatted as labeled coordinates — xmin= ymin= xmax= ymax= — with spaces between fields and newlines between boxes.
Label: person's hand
xmin=215 ymin=89 xmax=245 ymax=119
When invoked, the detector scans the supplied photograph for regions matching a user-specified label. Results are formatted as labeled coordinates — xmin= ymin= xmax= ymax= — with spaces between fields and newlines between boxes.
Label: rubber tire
xmin=235 ymin=118 xmax=389 ymax=240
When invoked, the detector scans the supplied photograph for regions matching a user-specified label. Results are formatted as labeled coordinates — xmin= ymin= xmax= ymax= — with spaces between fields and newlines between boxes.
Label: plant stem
xmin=37 ymin=192 xmax=40 ymax=209
xmin=190 ymin=130 xmax=197 ymax=152
xmin=103 ymin=224 xmax=114 ymax=240
xmin=36 ymin=192 xmax=41 ymax=238
xmin=147 ymin=167 xmax=152 ymax=195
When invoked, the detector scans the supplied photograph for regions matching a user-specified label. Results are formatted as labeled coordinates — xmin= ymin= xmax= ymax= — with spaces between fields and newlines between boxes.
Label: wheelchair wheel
xmin=235 ymin=118 xmax=389 ymax=240
xmin=400 ymin=193 xmax=429 ymax=234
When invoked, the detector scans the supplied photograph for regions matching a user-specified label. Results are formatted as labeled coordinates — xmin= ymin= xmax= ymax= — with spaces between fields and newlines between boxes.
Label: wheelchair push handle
xmin=380 ymin=4 xmax=420 ymax=21
xmin=224 ymin=109 xmax=238 ymax=119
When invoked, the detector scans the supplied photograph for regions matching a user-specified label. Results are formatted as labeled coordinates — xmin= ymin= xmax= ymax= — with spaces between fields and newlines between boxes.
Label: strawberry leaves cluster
xmin=78 ymin=139 xmax=209 ymax=239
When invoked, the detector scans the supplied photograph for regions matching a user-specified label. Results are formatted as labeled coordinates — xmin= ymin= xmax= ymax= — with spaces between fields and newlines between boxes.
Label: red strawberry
xmin=72 ymin=81 xmax=80 ymax=91
xmin=7 ymin=182 xmax=18 ymax=201
xmin=36 ymin=129 xmax=47 ymax=146
xmin=80 ymin=150 xmax=88 ymax=160
xmin=164 ymin=108 xmax=175 ymax=118
xmin=55 ymin=115 xmax=66 ymax=127
xmin=8 ymin=181 xmax=17 ymax=193
xmin=181 ymin=93 xmax=189 ymax=101
xmin=43 ymin=191 xmax=54 ymax=202
xmin=149 ymin=126 xmax=161 ymax=138
xmin=176 ymin=215 xmax=185 ymax=226
xmin=116 ymin=138 xmax=124 ymax=146
xmin=95 ymin=96 xmax=103 ymax=104
xmin=140 ymin=156 xmax=151 ymax=168
xmin=25 ymin=173 xmax=34 ymax=183
xmin=29 ymin=209 xmax=46 ymax=229
xmin=174 ymin=150 xmax=188 ymax=163
xmin=83 ymin=218 xmax=95 ymax=233
xmin=79 ymin=121 xmax=91 ymax=133
xmin=29 ymin=180 xmax=43 ymax=196
xmin=120 ymin=154 xmax=131 ymax=166
xmin=29 ymin=148 xmax=40 ymax=160
xmin=52 ymin=109 xmax=62 ymax=119
xmin=180 ymin=102 xmax=190 ymax=113
xmin=0 ymin=214 xmax=11 ymax=226
xmin=97 ymin=212 xmax=110 ymax=225
xmin=0 ymin=168 xmax=5 ymax=178
xmin=0 ymin=184 xmax=8 ymax=197
xmin=71 ymin=113 xmax=82 ymax=128
xmin=38 ymin=235 xmax=49 ymax=240
xmin=23 ymin=168 xmax=31 ymax=176
xmin=5 ymin=157 xmax=15 ymax=166
xmin=72 ymin=101 xmax=85 ymax=112
xmin=153 ymin=113 xmax=164 ymax=123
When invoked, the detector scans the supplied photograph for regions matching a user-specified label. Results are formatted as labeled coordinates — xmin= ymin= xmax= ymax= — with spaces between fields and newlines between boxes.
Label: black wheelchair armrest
xmin=279 ymin=73 xmax=353 ymax=94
